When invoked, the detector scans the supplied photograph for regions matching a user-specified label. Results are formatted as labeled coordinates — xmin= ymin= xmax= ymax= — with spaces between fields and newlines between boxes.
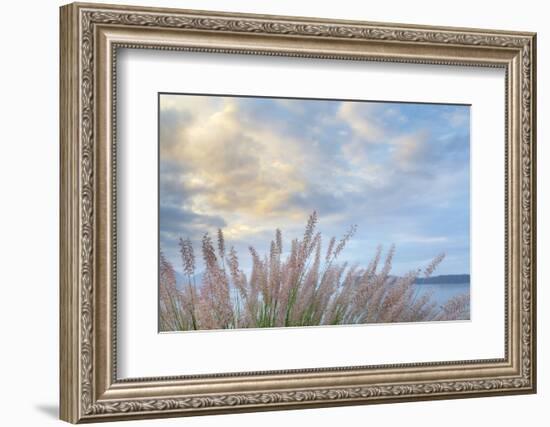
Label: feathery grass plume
xmin=159 ymin=213 xmax=468 ymax=331
xmin=423 ymin=252 xmax=445 ymax=278
xmin=381 ymin=244 xmax=396 ymax=278
xmin=293 ymin=234 xmax=322 ymax=325
xmin=249 ymin=245 xmax=272 ymax=321
xmin=179 ymin=237 xmax=195 ymax=276
xmin=301 ymin=211 xmax=318 ymax=258
xmin=217 ymin=228 xmax=225 ymax=259
xmin=227 ymin=245 xmax=250 ymax=327
xmin=332 ymin=224 xmax=357 ymax=261
xmin=159 ymin=251 xmax=194 ymax=331
xmin=247 ymin=245 xmax=262 ymax=319
xmin=325 ymin=236 xmax=336 ymax=264
xmin=275 ymin=228 xmax=283 ymax=254
xmin=198 ymin=233 xmax=234 ymax=329
xmin=159 ymin=251 xmax=176 ymax=330
xmin=160 ymin=251 xmax=176 ymax=287
xmin=366 ymin=245 xmax=382 ymax=278
xmin=363 ymin=246 xmax=396 ymax=323
xmin=435 ymin=292 xmax=470 ymax=321
xmin=228 ymin=246 xmax=247 ymax=300
xmin=377 ymin=275 xmax=414 ymax=323
xmin=407 ymin=290 xmax=438 ymax=322
xmin=269 ymin=239 xmax=282 ymax=309
xmin=178 ymin=237 xmax=198 ymax=329
xmin=322 ymin=262 xmax=348 ymax=325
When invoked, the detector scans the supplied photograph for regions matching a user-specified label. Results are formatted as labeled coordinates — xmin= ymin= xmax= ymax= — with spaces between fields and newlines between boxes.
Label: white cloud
xmin=393 ymin=233 xmax=449 ymax=244
xmin=337 ymin=102 xmax=386 ymax=142
xmin=391 ymin=130 xmax=430 ymax=171
xmin=159 ymin=96 xmax=470 ymax=275
xmin=443 ymin=108 xmax=470 ymax=128
xmin=160 ymin=95 xmax=322 ymax=239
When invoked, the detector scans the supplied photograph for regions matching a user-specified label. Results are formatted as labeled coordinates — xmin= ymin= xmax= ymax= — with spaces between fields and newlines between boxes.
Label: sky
xmin=159 ymin=93 xmax=470 ymax=278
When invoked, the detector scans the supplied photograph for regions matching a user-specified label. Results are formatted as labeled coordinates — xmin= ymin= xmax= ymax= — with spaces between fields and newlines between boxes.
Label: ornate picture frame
xmin=60 ymin=2 xmax=536 ymax=423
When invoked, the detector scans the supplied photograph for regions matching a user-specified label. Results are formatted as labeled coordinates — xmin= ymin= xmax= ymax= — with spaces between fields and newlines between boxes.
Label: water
xmin=413 ymin=282 xmax=470 ymax=307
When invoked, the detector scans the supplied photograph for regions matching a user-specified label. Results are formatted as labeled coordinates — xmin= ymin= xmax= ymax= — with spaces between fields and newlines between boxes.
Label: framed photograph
xmin=60 ymin=2 xmax=537 ymax=423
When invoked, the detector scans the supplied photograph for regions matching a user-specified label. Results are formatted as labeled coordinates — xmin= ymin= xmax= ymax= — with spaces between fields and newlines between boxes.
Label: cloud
xmin=160 ymin=204 xmax=226 ymax=237
xmin=337 ymin=102 xmax=387 ymax=142
xmin=273 ymin=98 xmax=308 ymax=114
xmin=159 ymin=96 xmax=320 ymax=241
xmin=392 ymin=233 xmax=449 ymax=244
xmin=159 ymin=95 xmax=471 ymax=275
xmin=391 ymin=130 xmax=430 ymax=172
xmin=443 ymin=107 xmax=470 ymax=127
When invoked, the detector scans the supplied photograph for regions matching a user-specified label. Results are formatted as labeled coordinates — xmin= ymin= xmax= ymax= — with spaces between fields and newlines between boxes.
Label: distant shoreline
xmin=414 ymin=274 xmax=470 ymax=284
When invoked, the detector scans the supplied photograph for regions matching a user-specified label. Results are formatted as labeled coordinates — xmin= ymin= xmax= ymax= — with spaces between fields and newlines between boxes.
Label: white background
xmin=118 ymin=50 xmax=504 ymax=377
xmin=0 ymin=0 xmax=546 ymax=426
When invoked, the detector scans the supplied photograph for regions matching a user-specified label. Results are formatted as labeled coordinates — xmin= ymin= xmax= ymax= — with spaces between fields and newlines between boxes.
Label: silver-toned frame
xmin=60 ymin=2 xmax=536 ymax=423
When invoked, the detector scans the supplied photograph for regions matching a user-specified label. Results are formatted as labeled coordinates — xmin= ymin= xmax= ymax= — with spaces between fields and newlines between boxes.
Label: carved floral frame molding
xmin=60 ymin=2 xmax=536 ymax=423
